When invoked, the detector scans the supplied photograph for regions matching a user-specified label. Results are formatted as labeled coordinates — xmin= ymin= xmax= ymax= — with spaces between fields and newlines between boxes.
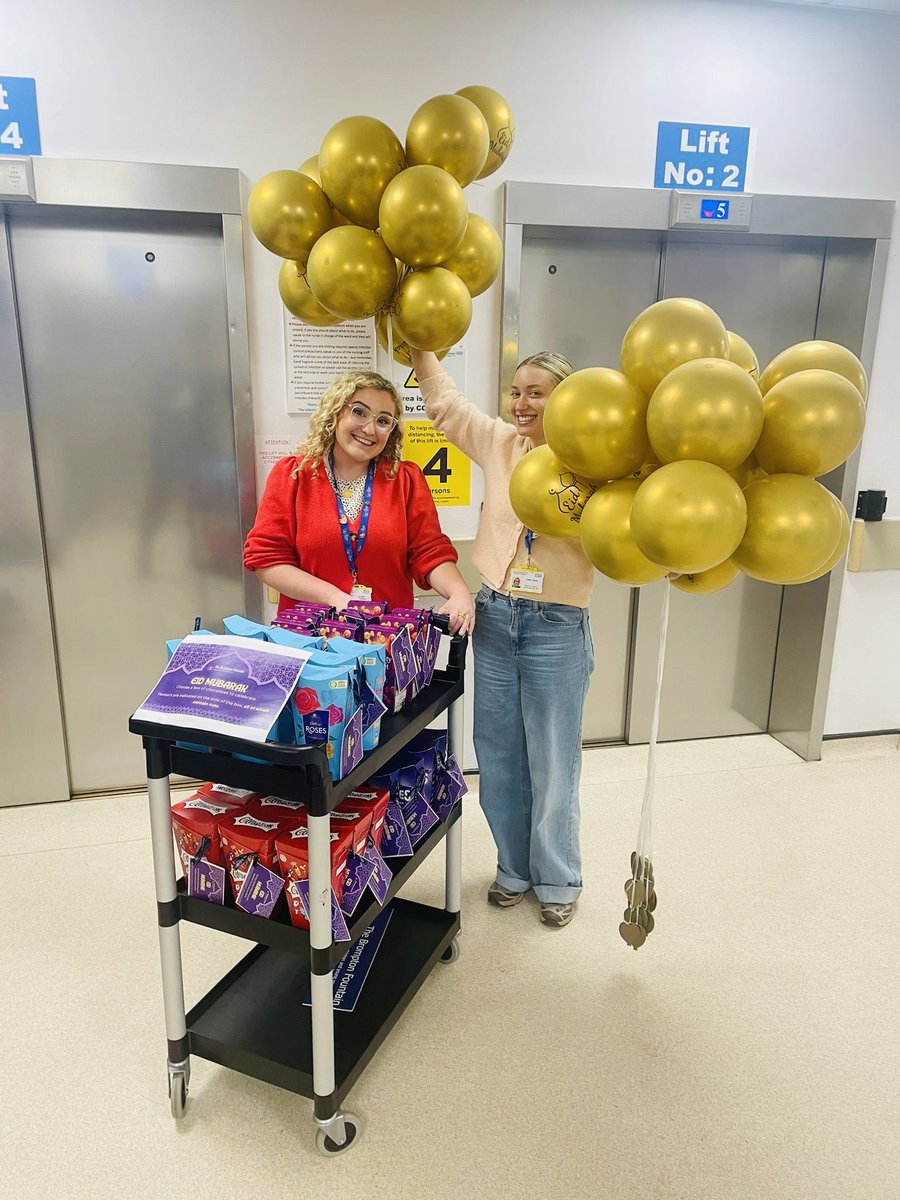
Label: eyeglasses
xmin=344 ymin=401 xmax=399 ymax=433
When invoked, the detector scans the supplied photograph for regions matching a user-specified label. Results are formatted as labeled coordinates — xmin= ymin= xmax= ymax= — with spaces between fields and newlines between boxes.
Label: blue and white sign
xmin=655 ymin=122 xmax=750 ymax=192
xmin=0 ymin=77 xmax=41 ymax=156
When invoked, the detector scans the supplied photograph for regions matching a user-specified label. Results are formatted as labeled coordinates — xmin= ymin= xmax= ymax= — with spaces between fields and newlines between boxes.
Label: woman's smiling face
xmin=508 ymin=364 xmax=558 ymax=444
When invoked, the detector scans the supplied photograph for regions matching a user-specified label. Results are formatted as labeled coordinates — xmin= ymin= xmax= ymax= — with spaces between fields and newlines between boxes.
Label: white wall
xmin=6 ymin=0 xmax=899 ymax=733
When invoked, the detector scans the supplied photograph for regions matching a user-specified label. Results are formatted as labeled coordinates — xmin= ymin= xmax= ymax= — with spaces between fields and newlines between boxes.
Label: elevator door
xmin=519 ymin=230 xmax=662 ymax=741
xmin=9 ymin=207 xmax=246 ymax=795
xmin=518 ymin=228 xmax=830 ymax=743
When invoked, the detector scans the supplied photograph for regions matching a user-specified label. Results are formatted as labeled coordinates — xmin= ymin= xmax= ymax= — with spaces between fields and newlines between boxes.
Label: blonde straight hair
xmin=516 ymin=351 xmax=574 ymax=386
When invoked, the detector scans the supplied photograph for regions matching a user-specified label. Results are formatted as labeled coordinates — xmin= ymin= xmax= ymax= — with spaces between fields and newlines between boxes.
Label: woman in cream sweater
xmin=410 ymin=348 xmax=595 ymax=928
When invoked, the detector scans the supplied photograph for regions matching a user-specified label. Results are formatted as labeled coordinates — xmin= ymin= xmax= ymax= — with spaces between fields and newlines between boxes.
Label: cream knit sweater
xmin=418 ymin=367 xmax=596 ymax=608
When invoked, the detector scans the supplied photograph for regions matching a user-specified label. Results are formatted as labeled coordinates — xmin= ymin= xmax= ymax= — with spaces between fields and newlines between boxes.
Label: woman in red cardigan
xmin=243 ymin=370 xmax=475 ymax=633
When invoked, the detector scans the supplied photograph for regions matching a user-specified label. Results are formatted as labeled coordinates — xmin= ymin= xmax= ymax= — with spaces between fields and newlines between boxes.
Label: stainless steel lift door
xmin=0 ymin=214 xmax=70 ymax=806
xmin=9 ymin=207 xmax=246 ymax=794
xmin=628 ymin=234 xmax=829 ymax=741
xmin=518 ymin=230 xmax=663 ymax=741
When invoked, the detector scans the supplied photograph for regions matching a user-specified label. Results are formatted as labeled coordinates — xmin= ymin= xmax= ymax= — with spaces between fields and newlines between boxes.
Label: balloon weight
xmin=785 ymin=497 xmax=851 ymax=584
xmin=620 ymin=297 xmax=729 ymax=396
xmin=319 ymin=115 xmax=406 ymax=229
xmin=392 ymin=267 xmax=472 ymax=352
xmin=278 ymin=259 xmax=342 ymax=327
xmin=378 ymin=165 xmax=468 ymax=268
xmin=759 ymin=340 xmax=867 ymax=399
xmin=648 ymin=358 xmax=764 ymax=471
xmin=455 ymin=85 xmax=515 ymax=179
xmin=754 ymin=369 xmax=866 ymax=477
xmin=406 ymin=93 xmax=489 ymax=187
xmin=247 ymin=169 xmax=333 ymax=260
xmin=579 ymin=480 xmax=668 ymax=586
xmin=670 ymin=559 xmax=739 ymax=595
xmin=306 ymin=226 xmax=397 ymax=320
xmin=731 ymin=474 xmax=844 ymax=584
xmin=438 ymin=213 xmax=502 ymax=297
xmin=544 ymin=367 xmax=650 ymax=482
xmin=508 ymin=445 xmax=595 ymax=539
xmin=630 ymin=460 xmax=748 ymax=574
xmin=727 ymin=330 xmax=760 ymax=381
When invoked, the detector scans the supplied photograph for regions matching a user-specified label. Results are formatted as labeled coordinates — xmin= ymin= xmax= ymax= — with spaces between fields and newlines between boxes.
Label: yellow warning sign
xmin=405 ymin=368 xmax=418 ymax=389
xmin=402 ymin=422 xmax=471 ymax=507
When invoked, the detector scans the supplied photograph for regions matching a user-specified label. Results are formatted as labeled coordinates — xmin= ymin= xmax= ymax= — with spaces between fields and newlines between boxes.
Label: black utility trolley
xmin=130 ymin=638 xmax=466 ymax=1156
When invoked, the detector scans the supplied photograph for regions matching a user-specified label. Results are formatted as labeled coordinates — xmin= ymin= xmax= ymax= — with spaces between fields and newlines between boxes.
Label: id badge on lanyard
xmin=331 ymin=454 xmax=375 ymax=597
xmin=510 ymin=529 xmax=544 ymax=595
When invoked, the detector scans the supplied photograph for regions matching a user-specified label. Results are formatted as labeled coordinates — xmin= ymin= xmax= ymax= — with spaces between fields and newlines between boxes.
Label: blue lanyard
xmin=330 ymin=453 xmax=374 ymax=582
xmin=525 ymin=529 xmax=536 ymax=564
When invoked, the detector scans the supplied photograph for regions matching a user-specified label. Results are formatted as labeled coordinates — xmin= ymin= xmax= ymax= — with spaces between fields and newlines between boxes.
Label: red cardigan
xmin=243 ymin=456 xmax=458 ymax=612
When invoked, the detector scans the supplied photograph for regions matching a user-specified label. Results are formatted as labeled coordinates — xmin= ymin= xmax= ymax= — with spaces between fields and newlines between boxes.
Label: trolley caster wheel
xmin=440 ymin=937 xmax=460 ymax=964
xmin=315 ymin=1112 xmax=362 ymax=1157
xmin=168 ymin=1071 xmax=188 ymax=1120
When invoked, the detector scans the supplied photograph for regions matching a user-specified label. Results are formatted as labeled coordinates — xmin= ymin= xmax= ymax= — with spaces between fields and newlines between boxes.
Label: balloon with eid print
xmin=508 ymin=445 xmax=596 ymax=539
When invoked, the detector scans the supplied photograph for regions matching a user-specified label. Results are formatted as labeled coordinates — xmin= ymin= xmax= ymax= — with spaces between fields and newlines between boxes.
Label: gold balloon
xmin=247 ymin=169 xmax=333 ymax=260
xmin=754 ymin=369 xmax=866 ymax=477
xmin=508 ymin=445 xmax=595 ymax=539
xmin=298 ymin=155 xmax=350 ymax=225
xmin=579 ymin=480 xmax=668 ymax=585
xmin=306 ymin=226 xmax=397 ymax=320
xmin=406 ymin=94 xmax=489 ymax=187
xmin=278 ymin=259 xmax=342 ymax=327
xmin=378 ymin=165 xmax=468 ymax=268
xmin=438 ymin=214 xmax=502 ymax=297
xmin=730 ymin=452 xmax=767 ymax=489
xmin=671 ymin=560 xmax=739 ymax=595
xmin=647 ymin=358 xmax=764 ymax=471
xmin=620 ymin=298 xmax=729 ymax=396
xmin=727 ymin=330 xmax=760 ymax=381
xmin=731 ymin=475 xmax=843 ymax=584
xmin=630 ymin=461 xmax=748 ymax=574
xmin=544 ymin=368 xmax=650 ymax=482
xmin=785 ymin=498 xmax=851 ymax=584
xmin=759 ymin=340 xmax=867 ymax=399
xmin=319 ymin=115 xmax=406 ymax=230
xmin=392 ymin=267 xmax=472 ymax=352
xmin=455 ymin=85 xmax=515 ymax=179
xmin=375 ymin=312 xmax=450 ymax=366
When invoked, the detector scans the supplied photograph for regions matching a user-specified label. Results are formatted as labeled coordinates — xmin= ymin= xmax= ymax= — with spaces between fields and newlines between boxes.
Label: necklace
xmin=326 ymin=460 xmax=368 ymax=521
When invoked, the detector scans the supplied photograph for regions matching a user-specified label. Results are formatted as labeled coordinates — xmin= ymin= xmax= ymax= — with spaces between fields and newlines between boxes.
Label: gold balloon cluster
xmin=248 ymin=88 xmax=514 ymax=359
xmin=509 ymin=297 xmax=864 ymax=592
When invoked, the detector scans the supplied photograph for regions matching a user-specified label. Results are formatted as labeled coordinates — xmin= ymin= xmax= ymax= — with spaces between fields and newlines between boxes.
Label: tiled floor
xmin=2 ymin=734 xmax=898 ymax=1200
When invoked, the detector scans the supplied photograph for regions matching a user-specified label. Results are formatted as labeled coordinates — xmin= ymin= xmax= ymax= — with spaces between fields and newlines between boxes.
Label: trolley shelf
xmin=130 ymin=659 xmax=465 ymax=815
xmin=177 ymin=804 xmax=461 ymax=967
xmin=186 ymin=899 xmax=458 ymax=1105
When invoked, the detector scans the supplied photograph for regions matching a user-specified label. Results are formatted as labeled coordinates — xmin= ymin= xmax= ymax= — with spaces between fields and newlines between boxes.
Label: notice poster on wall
xmin=403 ymin=422 xmax=471 ymax=507
xmin=285 ymin=316 xmax=375 ymax=414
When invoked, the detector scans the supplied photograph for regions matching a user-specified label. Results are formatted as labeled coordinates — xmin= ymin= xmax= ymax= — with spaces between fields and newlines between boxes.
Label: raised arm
xmin=410 ymin=348 xmax=500 ymax=467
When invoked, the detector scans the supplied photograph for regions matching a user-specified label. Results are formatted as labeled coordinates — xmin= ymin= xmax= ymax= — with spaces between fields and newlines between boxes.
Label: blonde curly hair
xmin=296 ymin=370 xmax=403 ymax=479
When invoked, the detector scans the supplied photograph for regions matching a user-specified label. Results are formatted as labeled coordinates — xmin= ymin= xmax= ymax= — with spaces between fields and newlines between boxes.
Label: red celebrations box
xmin=329 ymin=804 xmax=374 ymax=859
xmin=247 ymin=795 xmax=308 ymax=823
xmin=274 ymin=822 xmax=354 ymax=929
xmin=219 ymin=811 xmax=294 ymax=902
xmin=170 ymin=787 xmax=254 ymax=878
xmin=340 ymin=786 xmax=390 ymax=853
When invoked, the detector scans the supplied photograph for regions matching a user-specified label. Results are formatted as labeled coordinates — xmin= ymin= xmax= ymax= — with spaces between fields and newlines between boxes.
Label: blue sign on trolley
xmin=0 ymin=77 xmax=42 ymax=156
xmin=655 ymin=121 xmax=749 ymax=192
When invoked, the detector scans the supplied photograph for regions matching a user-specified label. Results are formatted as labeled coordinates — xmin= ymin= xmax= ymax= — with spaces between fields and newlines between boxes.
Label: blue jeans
xmin=472 ymin=585 xmax=594 ymax=904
